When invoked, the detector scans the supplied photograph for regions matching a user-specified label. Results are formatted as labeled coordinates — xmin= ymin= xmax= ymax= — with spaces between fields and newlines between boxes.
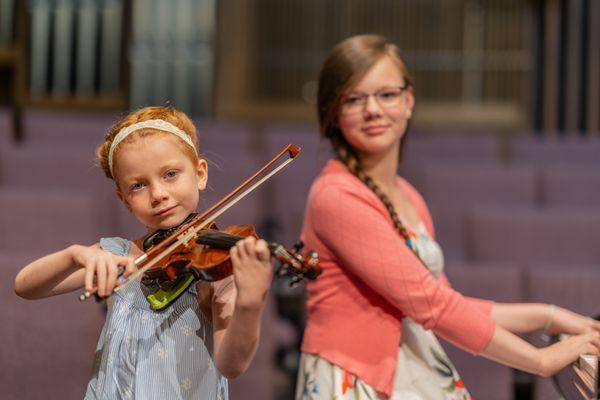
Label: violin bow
xmin=79 ymin=144 xmax=300 ymax=301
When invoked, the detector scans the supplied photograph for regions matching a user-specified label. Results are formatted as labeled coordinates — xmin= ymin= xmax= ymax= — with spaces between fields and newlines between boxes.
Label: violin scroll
xmin=272 ymin=241 xmax=321 ymax=287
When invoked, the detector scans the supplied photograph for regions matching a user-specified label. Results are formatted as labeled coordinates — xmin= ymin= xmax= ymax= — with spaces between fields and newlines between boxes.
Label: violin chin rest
xmin=145 ymin=273 xmax=196 ymax=311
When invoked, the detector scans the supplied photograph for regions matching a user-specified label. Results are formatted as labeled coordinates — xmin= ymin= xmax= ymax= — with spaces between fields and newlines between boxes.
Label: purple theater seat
xmin=195 ymin=121 xmax=260 ymax=199
xmin=525 ymin=208 xmax=600 ymax=266
xmin=21 ymin=108 xmax=114 ymax=154
xmin=403 ymin=133 xmax=501 ymax=164
xmin=466 ymin=206 xmax=531 ymax=264
xmin=400 ymin=133 xmax=501 ymax=187
xmin=257 ymin=123 xmax=327 ymax=246
xmin=0 ymin=146 xmax=106 ymax=189
xmin=0 ymin=253 xmax=105 ymax=399
xmin=173 ymin=120 xmax=267 ymax=230
xmin=540 ymin=165 xmax=600 ymax=207
xmin=524 ymin=267 xmax=600 ymax=400
xmin=509 ymin=135 xmax=600 ymax=165
xmin=196 ymin=120 xmax=254 ymax=163
xmin=467 ymin=206 xmax=600 ymax=267
xmin=441 ymin=263 xmax=524 ymax=400
xmin=0 ymin=188 xmax=98 ymax=253
xmin=0 ymin=137 xmax=125 ymax=238
xmin=263 ymin=122 xmax=326 ymax=159
xmin=420 ymin=164 xmax=537 ymax=262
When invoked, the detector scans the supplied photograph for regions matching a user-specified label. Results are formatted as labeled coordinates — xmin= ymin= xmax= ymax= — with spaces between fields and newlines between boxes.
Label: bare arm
xmin=14 ymin=244 xmax=135 ymax=299
xmin=212 ymin=237 xmax=272 ymax=379
xmin=491 ymin=303 xmax=550 ymax=334
xmin=491 ymin=303 xmax=600 ymax=335
xmin=15 ymin=245 xmax=87 ymax=299
xmin=480 ymin=324 xmax=600 ymax=377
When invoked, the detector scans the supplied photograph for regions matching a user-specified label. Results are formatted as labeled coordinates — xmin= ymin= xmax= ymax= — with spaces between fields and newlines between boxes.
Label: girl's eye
xmin=379 ymin=90 xmax=400 ymax=100
xmin=165 ymin=170 xmax=179 ymax=179
xmin=130 ymin=182 xmax=144 ymax=192
xmin=343 ymin=95 xmax=364 ymax=106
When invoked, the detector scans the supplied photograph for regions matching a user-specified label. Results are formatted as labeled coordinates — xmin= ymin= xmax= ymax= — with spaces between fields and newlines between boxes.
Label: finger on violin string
xmin=230 ymin=245 xmax=241 ymax=265
xmin=242 ymin=236 xmax=257 ymax=255
xmin=234 ymin=238 xmax=250 ymax=259
xmin=254 ymin=239 xmax=270 ymax=261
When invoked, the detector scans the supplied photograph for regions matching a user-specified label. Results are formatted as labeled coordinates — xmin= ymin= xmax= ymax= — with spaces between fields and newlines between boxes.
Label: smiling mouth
xmin=155 ymin=206 xmax=176 ymax=216
xmin=363 ymin=125 xmax=389 ymax=134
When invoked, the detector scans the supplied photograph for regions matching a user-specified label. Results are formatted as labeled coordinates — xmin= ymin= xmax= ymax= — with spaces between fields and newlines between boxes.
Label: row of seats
xmin=5 ymin=153 xmax=600 ymax=262
xmin=4 ymin=162 xmax=599 ymax=265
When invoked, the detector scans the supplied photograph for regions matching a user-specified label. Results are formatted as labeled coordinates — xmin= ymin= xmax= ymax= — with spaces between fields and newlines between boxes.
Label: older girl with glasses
xmin=295 ymin=34 xmax=600 ymax=400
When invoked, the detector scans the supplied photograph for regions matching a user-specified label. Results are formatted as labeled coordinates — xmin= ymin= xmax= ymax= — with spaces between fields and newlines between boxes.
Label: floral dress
xmin=296 ymin=223 xmax=471 ymax=400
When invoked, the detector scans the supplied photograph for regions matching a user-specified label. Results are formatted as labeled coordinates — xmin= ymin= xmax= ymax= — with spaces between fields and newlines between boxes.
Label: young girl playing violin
xmin=14 ymin=106 xmax=273 ymax=399
xmin=296 ymin=34 xmax=600 ymax=400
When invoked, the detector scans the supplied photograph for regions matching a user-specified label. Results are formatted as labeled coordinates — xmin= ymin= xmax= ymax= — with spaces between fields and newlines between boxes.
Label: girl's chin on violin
xmin=144 ymin=205 xmax=190 ymax=230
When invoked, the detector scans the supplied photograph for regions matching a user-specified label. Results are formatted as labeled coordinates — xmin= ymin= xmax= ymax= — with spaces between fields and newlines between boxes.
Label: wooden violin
xmin=137 ymin=217 xmax=320 ymax=310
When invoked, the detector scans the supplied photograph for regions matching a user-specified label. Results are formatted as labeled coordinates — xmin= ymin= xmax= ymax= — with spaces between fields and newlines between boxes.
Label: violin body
xmin=142 ymin=223 xmax=258 ymax=288
xmin=139 ymin=217 xmax=320 ymax=311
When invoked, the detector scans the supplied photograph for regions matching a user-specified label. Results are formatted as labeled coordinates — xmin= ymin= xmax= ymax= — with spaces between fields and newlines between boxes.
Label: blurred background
xmin=0 ymin=0 xmax=599 ymax=399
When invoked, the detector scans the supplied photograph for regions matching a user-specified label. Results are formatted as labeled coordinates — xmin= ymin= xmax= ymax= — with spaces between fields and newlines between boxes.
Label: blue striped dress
xmin=85 ymin=237 xmax=228 ymax=400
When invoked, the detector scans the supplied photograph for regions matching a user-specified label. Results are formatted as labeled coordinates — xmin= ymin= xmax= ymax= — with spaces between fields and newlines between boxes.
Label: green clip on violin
xmin=79 ymin=144 xmax=321 ymax=310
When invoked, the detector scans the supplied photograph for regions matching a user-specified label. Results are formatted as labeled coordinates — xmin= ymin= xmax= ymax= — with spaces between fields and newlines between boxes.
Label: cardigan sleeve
xmin=438 ymin=273 xmax=496 ymax=316
xmin=399 ymin=178 xmax=496 ymax=317
xmin=309 ymin=181 xmax=495 ymax=354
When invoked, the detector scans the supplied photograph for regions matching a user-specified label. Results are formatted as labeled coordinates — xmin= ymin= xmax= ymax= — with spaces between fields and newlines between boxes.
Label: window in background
xmin=129 ymin=0 xmax=216 ymax=116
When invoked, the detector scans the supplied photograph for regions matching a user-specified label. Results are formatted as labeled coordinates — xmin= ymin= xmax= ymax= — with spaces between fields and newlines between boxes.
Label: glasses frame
xmin=339 ymin=84 xmax=409 ymax=116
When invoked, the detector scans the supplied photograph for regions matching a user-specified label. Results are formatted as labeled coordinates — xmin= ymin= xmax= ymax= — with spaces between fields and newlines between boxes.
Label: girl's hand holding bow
xmin=70 ymin=244 xmax=136 ymax=298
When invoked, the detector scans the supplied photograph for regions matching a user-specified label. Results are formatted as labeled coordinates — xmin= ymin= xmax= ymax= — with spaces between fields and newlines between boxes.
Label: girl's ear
xmin=115 ymin=186 xmax=132 ymax=212
xmin=405 ymin=86 xmax=415 ymax=117
xmin=196 ymin=158 xmax=208 ymax=191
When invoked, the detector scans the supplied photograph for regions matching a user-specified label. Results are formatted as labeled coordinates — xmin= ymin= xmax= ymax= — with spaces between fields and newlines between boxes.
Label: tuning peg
xmin=293 ymin=240 xmax=304 ymax=253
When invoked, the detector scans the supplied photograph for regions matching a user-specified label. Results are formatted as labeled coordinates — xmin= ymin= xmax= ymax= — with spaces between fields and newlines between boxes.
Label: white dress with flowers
xmin=296 ymin=223 xmax=471 ymax=400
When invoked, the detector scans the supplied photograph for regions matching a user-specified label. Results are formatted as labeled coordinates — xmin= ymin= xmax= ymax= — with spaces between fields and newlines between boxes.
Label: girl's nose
xmin=150 ymin=183 xmax=169 ymax=204
xmin=363 ymin=95 xmax=383 ymax=118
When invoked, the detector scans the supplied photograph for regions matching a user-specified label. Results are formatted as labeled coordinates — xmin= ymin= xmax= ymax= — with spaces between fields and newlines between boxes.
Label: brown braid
xmin=333 ymin=141 xmax=412 ymax=242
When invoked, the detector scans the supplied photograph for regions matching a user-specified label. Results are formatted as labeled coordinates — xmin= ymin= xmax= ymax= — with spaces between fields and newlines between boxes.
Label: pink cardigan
xmin=301 ymin=160 xmax=496 ymax=398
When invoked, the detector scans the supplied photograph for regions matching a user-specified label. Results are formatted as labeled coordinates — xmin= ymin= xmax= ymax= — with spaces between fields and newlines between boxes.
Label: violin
xmin=138 ymin=216 xmax=320 ymax=310
xmin=79 ymin=144 xmax=322 ymax=310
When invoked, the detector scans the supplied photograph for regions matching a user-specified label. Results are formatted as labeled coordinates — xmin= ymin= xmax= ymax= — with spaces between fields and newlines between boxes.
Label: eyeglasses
xmin=340 ymin=85 xmax=409 ymax=115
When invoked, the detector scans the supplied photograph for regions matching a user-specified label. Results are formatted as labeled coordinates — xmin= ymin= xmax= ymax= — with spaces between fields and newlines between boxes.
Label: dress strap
xmin=99 ymin=237 xmax=131 ymax=257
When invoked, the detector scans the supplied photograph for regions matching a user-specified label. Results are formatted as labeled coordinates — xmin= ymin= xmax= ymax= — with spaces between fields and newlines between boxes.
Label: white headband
xmin=108 ymin=119 xmax=196 ymax=176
